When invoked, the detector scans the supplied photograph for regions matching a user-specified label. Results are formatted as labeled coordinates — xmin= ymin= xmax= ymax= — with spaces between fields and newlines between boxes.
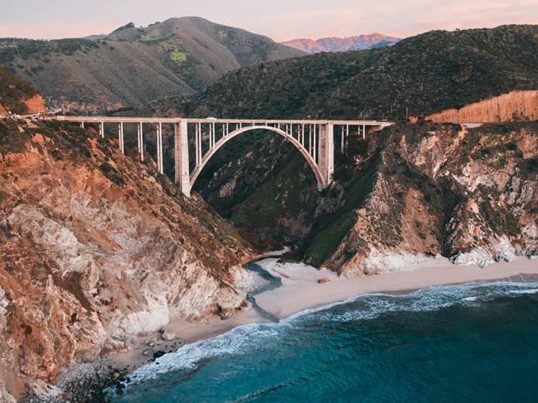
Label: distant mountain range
xmin=282 ymin=33 xmax=400 ymax=54
xmin=0 ymin=17 xmax=304 ymax=112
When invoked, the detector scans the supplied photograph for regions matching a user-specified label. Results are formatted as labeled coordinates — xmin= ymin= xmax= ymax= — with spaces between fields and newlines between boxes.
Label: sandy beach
xmin=109 ymin=255 xmax=537 ymax=373
xmin=254 ymin=256 xmax=538 ymax=319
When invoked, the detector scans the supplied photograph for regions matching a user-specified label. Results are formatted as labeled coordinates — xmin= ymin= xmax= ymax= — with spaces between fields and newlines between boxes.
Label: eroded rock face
xmin=320 ymin=122 xmax=538 ymax=274
xmin=0 ymin=120 xmax=252 ymax=397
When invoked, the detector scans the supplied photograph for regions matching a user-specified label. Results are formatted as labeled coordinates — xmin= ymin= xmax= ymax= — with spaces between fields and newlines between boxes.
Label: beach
xmin=108 ymin=255 xmax=538 ymax=373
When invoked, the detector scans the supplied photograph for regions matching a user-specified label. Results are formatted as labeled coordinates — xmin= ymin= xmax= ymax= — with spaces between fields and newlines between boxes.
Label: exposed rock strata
xmin=320 ymin=123 xmax=538 ymax=274
xmin=0 ymin=120 xmax=252 ymax=398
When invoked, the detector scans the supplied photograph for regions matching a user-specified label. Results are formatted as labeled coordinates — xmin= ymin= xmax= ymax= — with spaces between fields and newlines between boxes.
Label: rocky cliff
xmin=193 ymin=122 xmax=537 ymax=275
xmin=0 ymin=118 xmax=253 ymax=399
xmin=306 ymin=122 xmax=537 ymax=274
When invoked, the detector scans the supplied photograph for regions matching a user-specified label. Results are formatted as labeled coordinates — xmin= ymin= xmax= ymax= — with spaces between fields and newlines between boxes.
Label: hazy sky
xmin=1 ymin=0 xmax=537 ymax=41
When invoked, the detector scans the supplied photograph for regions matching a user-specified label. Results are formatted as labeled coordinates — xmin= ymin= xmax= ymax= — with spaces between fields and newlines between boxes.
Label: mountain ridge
xmin=282 ymin=33 xmax=400 ymax=53
xmin=167 ymin=24 xmax=538 ymax=120
xmin=0 ymin=17 xmax=304 ymax=113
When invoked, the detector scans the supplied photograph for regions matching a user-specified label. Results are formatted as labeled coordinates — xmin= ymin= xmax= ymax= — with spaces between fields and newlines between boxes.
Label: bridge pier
xmin=174 ymin=120 xmax=191 ymax=197
xmin=99 ymin=122 xmax=104 ymax=138
xmin=318 ymin=123 xmax=335 ymax=188
xmin=118 ymin=122 xmax=124 ymax=154
xmin=137 ymin=123 xmax=144 ymax=161
xmin=157 ymin=123 xmax=164 ymax=174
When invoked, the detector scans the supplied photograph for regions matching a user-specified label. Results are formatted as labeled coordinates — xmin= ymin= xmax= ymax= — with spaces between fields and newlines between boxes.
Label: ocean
xmin=109 ymin=273 xmax=538 ymax=402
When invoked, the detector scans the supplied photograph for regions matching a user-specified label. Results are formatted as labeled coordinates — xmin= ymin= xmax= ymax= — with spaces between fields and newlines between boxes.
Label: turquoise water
xmin=111 ymin=279 xmax=538 ymax=402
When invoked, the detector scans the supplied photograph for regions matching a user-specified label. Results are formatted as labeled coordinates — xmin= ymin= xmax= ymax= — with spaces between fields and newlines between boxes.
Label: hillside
xmin=0 ymin=75 xmax=255 ymax=400
xmin=282 ymin=33 xmax=400 ymax=54
xmin=194 ymin=121 xmax=538 ymax=275
xmin=0 ymin=17 xmax=304 ymax=113
xmin=0 ymin=66 xmax=46 ymax=114
xmin=162 ymin=25 xmax=538 ymax=261
xmin=170 ymin=24 xmax=538 ymax=120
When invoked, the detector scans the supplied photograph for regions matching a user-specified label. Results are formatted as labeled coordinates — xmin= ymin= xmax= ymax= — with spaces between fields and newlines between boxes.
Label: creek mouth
xmin=243 ymin=260 xmax=283 ymax=323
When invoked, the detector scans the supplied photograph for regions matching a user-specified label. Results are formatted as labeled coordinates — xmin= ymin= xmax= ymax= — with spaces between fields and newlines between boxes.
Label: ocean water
xmin=110 ymin=279 xmax=538 ymax=402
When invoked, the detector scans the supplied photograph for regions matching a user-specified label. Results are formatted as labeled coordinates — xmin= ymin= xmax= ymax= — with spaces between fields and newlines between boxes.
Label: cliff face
xmin=426 ymin=90 xmax=538 ymax=123
xmin=0 ymin=119 xmax=252 ymax=398
xmin=313 ymin=122 xmax=537 ymax=274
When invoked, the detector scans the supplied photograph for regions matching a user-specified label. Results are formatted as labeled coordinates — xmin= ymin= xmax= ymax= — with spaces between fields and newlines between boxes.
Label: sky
xmin=1 ymin=0 xmax=537 ymax=41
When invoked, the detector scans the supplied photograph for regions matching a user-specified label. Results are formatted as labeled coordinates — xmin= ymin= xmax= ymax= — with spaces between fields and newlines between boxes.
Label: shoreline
xmin=106 ymin=255 xmax=537 ymax=377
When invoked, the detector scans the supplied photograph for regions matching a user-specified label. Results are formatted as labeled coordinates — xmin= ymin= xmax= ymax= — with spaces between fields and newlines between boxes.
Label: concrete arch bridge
xmin=55 ymin=117 xmax=393 ymax=197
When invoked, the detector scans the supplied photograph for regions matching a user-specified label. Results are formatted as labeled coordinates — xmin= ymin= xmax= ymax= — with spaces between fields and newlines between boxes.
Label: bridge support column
xmin=174 ymin=120 xmax=191 ymax=197
xmin=137 ymin=123 xmax=144 ymax=161
xmin=318 ymin=123 xmax=334 ymax=188
xmin=118 ymin=122 xmax=124 ymax=154
xmin=157 ymin=123 xmax=163 ymax=174
xmin=99 ymin=122 xmax=104 ymax=138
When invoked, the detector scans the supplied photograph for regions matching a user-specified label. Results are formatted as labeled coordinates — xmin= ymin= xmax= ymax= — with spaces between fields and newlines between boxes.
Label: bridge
xmin=54 ymin=116 xmax=393 ymax=197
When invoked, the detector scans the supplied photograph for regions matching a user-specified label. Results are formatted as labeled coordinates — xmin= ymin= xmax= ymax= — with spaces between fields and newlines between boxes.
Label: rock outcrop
xmin=313 ymin=122 xmax=537 ymax=274
xmin=0 ymin=119 xmax=253 ymax=398
xmin=426 ymin=90 xmax=538 ymax=123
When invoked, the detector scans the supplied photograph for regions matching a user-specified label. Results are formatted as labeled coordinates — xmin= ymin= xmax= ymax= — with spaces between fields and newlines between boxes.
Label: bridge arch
xmin=189 ymin=125 xmax=325 ymax=195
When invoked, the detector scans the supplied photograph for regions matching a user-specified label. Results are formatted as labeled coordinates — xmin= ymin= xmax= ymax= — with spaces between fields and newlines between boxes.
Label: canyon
xmin=0 ymin=22 xmax=537 ymax=401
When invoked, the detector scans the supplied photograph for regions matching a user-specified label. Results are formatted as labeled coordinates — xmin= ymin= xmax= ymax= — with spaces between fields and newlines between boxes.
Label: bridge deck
xmin=53 ymin=116 xmax=391 ymax=126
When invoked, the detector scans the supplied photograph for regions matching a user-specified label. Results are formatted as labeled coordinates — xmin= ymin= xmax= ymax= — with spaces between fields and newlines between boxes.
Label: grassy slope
xmin=0 ymin=17 xmax=304 ymax=111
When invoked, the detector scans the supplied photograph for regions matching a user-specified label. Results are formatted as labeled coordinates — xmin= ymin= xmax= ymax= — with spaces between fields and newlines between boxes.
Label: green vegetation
xmin=169 ymin=50 xmax=188 ymax=64
xmin=99 ymin=162 xmax=126 ymax=187
xmin=0 ymin=66 xmax=39 ymax=114
xmin=304 ymin=212 xmax=357 ymax=267
xmin=182 ymin=25 xmax=538 ymax=120
xmin=0 ymin=17 xmax=303 ymax=113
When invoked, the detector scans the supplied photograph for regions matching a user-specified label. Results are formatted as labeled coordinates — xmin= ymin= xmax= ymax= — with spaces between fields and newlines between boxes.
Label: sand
xmin=254 ymin=256 xmax=538 ymax=319
xmin=109 ymin=255 xmax=537 ymax=371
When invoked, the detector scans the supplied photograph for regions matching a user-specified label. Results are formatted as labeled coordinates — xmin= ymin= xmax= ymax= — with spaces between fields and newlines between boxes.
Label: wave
xmin=111 ymin=279 xmax=538 ymax=395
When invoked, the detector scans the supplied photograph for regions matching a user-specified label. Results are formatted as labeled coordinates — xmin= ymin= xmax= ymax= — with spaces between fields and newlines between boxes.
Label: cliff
xmin=0 ymin=118 xmax=253 ymax=399
xmin=426 ymin=90 xmax=538 ymax=123
xmin=306 ymin=122 xmax=537 ymax=274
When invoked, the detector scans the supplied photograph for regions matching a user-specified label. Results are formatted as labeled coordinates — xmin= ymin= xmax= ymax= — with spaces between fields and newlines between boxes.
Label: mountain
xmin=282 ymin=33 xmax=400 ymax=54
xmin=0 ymin=73 xmax=255 ymax=400
xmin=0 ymin=17 xmax=304 ymax=113
xmin=167 ymin=25 xmax=538 ymax=120
xmin=153 ymin=25 xmax=538 ymax=259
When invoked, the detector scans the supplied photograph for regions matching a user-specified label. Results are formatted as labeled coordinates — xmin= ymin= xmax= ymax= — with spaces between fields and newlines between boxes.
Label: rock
xmin=160 ymin=330 xmax=176 ymax=341
xmin=0 ymin=119 xmax=253 ymax=395
xmin=152 ymin=351 xmax=166 ymax=361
